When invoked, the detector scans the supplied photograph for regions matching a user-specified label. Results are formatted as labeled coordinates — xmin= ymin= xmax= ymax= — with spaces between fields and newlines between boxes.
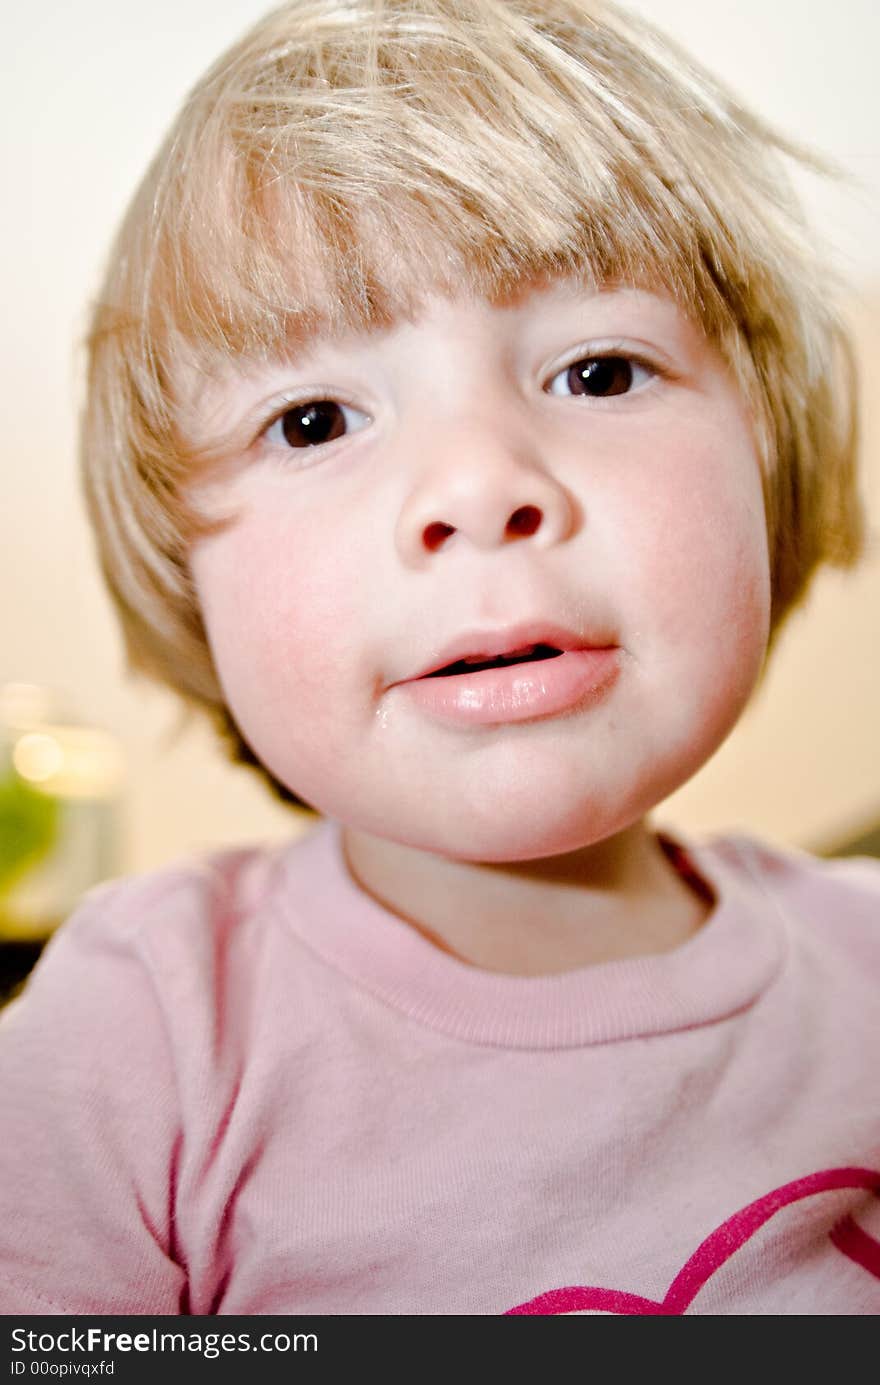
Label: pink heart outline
xmin=505 ymin=1166 xmax=880 ymax=1315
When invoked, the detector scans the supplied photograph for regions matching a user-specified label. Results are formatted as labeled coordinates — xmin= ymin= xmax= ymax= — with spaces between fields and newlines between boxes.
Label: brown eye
xmin=567 ymin=356 xmax=634 ymax=397
xmin=264 ymin=397 xmax=369 ymax=453
xmin=278 ymin=400 xmax=347 ymax=448
xmin=547 ymin=353 xmax=656 ymax=400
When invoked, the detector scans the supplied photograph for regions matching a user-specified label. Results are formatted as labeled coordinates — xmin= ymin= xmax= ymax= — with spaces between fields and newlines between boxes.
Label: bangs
xmin=133 ymin=0 xmax=814 ymax=375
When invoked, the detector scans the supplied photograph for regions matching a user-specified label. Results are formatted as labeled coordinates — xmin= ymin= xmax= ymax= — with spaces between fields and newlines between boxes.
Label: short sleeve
xmin=0 ymin=886 xmax=187 ymax=1314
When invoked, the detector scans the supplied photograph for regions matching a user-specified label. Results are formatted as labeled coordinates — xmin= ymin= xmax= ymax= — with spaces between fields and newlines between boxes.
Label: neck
xmin=341 ymin=820 xmax=713 ymax=976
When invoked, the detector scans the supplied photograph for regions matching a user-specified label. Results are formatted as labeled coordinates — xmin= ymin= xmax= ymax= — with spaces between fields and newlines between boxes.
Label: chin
xmin=368 ymin=790 xmax=648 ymax=864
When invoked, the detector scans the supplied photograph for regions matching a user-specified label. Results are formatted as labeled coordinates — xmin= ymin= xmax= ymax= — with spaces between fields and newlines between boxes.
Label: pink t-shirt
xmin=0 ymin=818 xmax=878 ymax=1315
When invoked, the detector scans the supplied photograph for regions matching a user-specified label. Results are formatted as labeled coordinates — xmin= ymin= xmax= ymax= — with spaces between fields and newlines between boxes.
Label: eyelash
xmin=258 ymin=349 xmax=664 ymax=456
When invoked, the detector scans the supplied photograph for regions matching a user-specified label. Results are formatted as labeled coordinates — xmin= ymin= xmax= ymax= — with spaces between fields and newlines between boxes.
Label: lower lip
xmin=393 ymin=649 xmax=621 ymax=726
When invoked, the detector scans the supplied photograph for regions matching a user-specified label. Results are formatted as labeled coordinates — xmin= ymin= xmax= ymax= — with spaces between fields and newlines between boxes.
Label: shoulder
xmin=696 ymin=831 xmax=880 ymax=967
xmin=1 ymin=827 xmax=320 ymax=1060
xmin=63 ymin=834 xmax=286 ymax=945
xmin=38 ymin=825 xmax=314 ymax=972
xmin=705 ymin=831 xmax=880 ymax=907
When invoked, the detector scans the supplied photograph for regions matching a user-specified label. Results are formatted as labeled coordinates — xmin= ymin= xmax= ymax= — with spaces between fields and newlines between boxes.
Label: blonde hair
xmin=81 ymin=0 xmax=865 ymax=806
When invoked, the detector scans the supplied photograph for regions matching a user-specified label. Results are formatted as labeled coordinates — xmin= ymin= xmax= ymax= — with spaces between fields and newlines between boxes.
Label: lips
xmin=390 ymin=620 xmax=620 ymax=727
xmin=424 ymin=643 xmax=566 ymax=678
xmin=404 ymin=621 xmax=609 ymax=684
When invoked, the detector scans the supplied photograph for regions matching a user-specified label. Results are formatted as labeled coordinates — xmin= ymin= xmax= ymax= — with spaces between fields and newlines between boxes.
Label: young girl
xmin=1 ymin=0 xmax=878 ymax=1315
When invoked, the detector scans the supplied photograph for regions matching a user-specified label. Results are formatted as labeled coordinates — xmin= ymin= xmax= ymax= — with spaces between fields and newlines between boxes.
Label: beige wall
xmin=3 ymin=1 xmax=879 ymax=871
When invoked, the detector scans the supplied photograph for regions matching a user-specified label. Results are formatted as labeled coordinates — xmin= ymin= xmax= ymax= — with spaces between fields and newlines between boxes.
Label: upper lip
xmin=401 ymin=620 xmax=617 ymax=682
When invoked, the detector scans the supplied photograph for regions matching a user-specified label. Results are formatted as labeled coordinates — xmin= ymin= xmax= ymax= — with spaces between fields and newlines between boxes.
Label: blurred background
xmin=1 ymin=0 xmax=878 ymax=995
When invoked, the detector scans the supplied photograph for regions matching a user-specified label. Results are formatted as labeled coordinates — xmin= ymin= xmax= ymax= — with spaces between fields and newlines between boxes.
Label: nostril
xmin=506 ymin=505 xmax=542 ymax=538
xmin=423 ymin=521 xmax=455 ymax=552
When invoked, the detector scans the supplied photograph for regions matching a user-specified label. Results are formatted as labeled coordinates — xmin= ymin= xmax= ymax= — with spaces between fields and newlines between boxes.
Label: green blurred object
xmin=0 ymin=687 xmax=124 ymax=985
xmin=0 ymin=772 xmax=60 ymax=898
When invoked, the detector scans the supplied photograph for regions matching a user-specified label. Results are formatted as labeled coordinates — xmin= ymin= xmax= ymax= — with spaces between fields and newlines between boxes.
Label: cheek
xmin=615 ymin=426 xmax=770 ymax=701
xmin=190 ymin=504 xmax=368 ymax=746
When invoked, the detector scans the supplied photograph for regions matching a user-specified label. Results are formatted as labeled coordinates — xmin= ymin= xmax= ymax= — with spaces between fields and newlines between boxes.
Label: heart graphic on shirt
xmin=505 ymin=1167 xmax=880 ymax=1315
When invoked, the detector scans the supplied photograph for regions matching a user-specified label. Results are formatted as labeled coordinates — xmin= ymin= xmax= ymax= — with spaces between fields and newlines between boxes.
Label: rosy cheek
xmin=204 ymin=508 xmax=362 ymax=728
xmin=619 ymin=429 xmax=769 ymax=659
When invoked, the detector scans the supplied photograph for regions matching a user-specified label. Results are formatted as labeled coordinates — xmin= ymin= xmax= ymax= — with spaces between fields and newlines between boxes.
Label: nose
xmin=394 ymin=422 xmax=576 ymax=568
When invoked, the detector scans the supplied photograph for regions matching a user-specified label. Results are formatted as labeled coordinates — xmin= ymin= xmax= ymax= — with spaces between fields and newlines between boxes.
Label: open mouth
xmin=423 ymin=643 xmax=566 ymax=677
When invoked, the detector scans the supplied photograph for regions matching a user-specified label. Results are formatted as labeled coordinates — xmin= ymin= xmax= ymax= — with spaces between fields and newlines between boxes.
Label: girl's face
xmin=187 ymin=282 xmax=770 ymax=860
